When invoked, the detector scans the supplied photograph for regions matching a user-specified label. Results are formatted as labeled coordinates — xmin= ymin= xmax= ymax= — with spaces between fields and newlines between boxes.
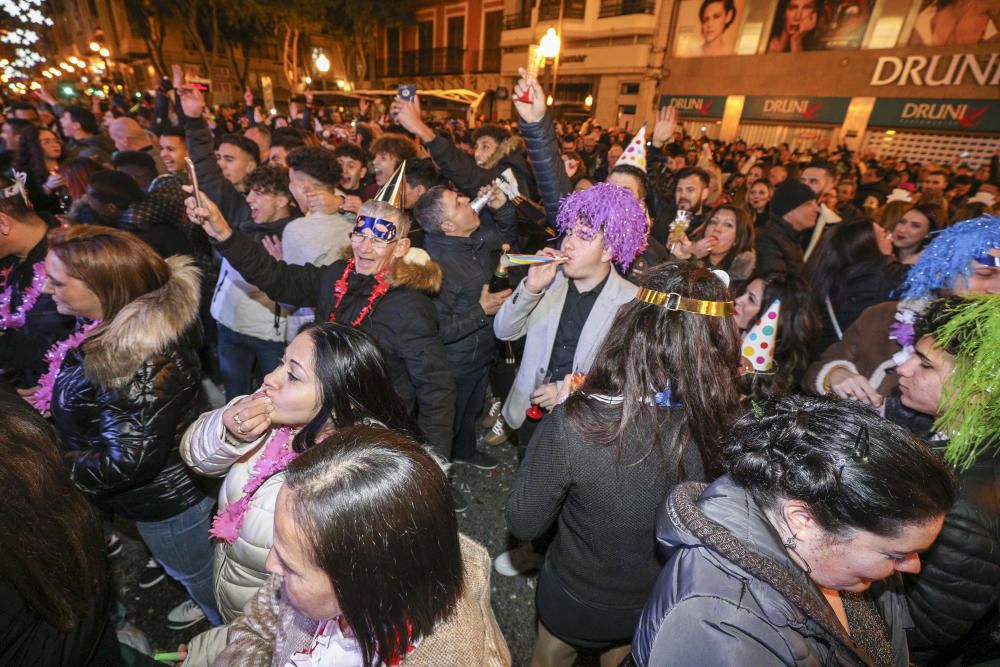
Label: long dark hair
xmin=284 ymin=427 xmax=463 ymax=666
xmin=724 ymin=395 xmax=955 ymax=537
xmin=292 ymin=322 xmax=420 ymax=453
xmin=565 ymin=261 xmax=742 ymax=476
xmin=14 ymin=124 xmax=56 ymax=184
xmin=690 ymin=203 xmax=755 ymax=271
xmin=806 ymin=219 xmax=883 ymax=303
xmin=0 ymin=394 xmax=108 ymax=632
xmin=742 ymin=271 xmax=819 ymax=394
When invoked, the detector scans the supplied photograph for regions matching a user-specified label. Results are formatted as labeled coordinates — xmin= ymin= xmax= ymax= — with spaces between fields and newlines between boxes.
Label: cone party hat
xmin=374 ymin=160 xmax=407 ymax=210
xmin=616 ymin=124 xmax=647 ymax=173
xmin=741 ymin=299 xmax=780 ymax=372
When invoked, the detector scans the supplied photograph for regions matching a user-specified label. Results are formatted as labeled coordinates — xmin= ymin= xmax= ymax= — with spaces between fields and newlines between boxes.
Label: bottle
xmin=489 ymin=244 xmax=511 ymax=293
xmin=470 ymin=188 xmax=493 ymax=214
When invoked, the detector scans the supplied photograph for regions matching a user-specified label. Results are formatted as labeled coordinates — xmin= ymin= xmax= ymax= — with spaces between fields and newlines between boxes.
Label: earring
xmin=783 ymin=535 xmax=797 ymax=550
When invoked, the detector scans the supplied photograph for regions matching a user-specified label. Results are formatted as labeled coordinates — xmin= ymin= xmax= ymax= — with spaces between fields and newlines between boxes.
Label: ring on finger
xmin=234 ymin=413 xmax=243 ymax=425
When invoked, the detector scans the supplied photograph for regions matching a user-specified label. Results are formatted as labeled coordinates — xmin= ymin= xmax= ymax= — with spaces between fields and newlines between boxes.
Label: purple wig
xmin=555 ymin=182 xmax=649 ymax=270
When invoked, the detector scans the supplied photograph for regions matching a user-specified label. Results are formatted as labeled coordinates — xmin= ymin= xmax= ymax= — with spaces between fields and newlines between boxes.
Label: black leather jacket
xmin=51 ymin=257 xmax=209 ymax=522
xmin=906 ymin=452 xmax=1000 ymax=665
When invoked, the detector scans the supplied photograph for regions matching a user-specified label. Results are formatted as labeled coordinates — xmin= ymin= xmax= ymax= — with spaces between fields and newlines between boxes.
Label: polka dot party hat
xmin=741 ymin=299 xmax=780 ymax=372
xmin=616 ymin=124 xmax=647 ymax=173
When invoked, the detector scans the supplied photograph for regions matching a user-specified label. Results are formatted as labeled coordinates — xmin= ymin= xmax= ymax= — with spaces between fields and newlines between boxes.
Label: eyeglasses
xmin=349 ymin=231 xmax=396 ymax=249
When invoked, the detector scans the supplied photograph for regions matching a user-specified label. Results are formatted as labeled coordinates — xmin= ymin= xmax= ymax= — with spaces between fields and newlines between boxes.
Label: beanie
xmin=771 ymin=179 xmax=816 ymax=219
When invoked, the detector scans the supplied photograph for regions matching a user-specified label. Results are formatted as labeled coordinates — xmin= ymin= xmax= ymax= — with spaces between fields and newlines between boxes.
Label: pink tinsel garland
xmin=28 ymin=319 xmax=101 ymax=415
xmin=0 ymin=261 xmax=46 ymax=331
xmin=210 ymin=426 xmax=297 ymax=544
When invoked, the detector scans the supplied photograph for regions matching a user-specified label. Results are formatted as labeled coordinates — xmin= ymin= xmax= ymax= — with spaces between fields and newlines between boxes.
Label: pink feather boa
xmin=210 ymin=426 xmax=297 ymax=544
xmin=28 ymin=319 xmax=101 ymax=415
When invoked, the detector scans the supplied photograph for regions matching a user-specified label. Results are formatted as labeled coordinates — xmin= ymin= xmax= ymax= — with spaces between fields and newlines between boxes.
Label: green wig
xmin=921 ymin=295 xmax=1000 ymax=472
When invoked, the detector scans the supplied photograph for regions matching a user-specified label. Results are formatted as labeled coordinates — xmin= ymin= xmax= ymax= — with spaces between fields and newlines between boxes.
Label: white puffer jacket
xmin=180 ymin=398 xmax=292 ymax=623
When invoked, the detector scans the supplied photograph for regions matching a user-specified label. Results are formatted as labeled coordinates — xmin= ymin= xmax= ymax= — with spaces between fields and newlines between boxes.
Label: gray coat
xmin=493 ymin=268 xmax=637 ymax=428
xmin=631 ymin=475 xmax=913 ymax=667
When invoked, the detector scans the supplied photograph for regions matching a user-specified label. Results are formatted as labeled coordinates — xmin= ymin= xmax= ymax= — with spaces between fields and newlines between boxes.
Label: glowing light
xmin=538 ymin=28 xmax=561 ymax=59
xmin=546 ymin=95 xmax=553 ymax=106
xmin=89 ymin=42 xmax=100 ymax=52
xmin=584 ymin=94 xmax=593 ymax=108
xmin=98 ymin=48 xmax=110 ymax=57
xmin=314 ymin=52 xmax=330 ymax=73
xmin=303 ymin=75 xmax=311 ymax=84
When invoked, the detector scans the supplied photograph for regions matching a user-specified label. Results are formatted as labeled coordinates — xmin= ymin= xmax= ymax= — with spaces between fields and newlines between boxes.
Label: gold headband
xmin=636 ymin=287 xmax=734 ymax=317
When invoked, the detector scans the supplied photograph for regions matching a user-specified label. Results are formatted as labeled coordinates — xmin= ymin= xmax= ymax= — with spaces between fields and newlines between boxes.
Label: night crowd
xmin=1 ymin=63 xmax=999 ymax=667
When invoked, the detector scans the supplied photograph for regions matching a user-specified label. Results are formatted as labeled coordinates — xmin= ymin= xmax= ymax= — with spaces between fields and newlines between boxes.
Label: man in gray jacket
xmin=492 ymin=183 xmax=649 ymax=574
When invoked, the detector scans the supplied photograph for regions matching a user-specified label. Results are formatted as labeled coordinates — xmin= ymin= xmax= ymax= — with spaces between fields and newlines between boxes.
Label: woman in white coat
xmin=181 ymin=321 xmax=420 ymax=623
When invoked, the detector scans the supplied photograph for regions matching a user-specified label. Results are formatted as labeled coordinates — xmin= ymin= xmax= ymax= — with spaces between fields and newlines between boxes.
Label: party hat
xmin=374 ymin=160 xmax=407 ymax=210
xmin=616 ymin=124 xmax=647 ymax=173
xmin=741 ymin=299 xmax=781 ymax=372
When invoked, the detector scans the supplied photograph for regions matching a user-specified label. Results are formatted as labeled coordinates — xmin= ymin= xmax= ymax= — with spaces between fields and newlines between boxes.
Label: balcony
xmin=539 ymin=0 xmax=586 ymax=21
xmin=377 ymin=47 xmax=466 ymax=78
xmin=503 ymin=10 xmax=531 ymax=29
xmin=599 ymin=0 xmax=656 ymax=17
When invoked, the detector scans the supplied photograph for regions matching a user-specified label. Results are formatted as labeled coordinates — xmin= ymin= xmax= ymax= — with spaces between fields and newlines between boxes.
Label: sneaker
xmin=166 ymin=600 xmax=206 ymax=631
xmin=138 ymin=558 xmax=165 ymax=589
xmin=482 ymin=416 xmax=511 ymax=447
xmin=451 ymin=485 xmax=469 ymax=514
xmin=480 ymin=399 xmax=502 ymax=428
xmin=454 ymin=450 xmax=499 ymax=471
xmin=493 ymin=543 xmax=544 ymax=577
xmin=106 ymin=533 xmax=123 ymax=558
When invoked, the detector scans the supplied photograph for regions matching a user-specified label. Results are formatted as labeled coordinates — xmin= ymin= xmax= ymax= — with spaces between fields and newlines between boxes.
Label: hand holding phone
xmin=184 ymin=157 xmax=202 ymax=209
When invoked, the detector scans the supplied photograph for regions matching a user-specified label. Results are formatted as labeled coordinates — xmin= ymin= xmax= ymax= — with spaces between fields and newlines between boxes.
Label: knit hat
xmin=615 ymin=124 xmax=647 ymax=173
xmin=770 ymin=179 xmax=817 ymax=219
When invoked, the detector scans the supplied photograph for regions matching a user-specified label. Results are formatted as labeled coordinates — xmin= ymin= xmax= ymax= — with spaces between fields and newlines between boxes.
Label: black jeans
xmin=452 ymin=366 xmax=490 ymax=460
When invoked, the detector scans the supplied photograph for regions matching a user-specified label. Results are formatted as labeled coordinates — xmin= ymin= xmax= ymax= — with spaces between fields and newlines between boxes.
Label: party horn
xmin=501 ymin=254 xmax=566 ymax=267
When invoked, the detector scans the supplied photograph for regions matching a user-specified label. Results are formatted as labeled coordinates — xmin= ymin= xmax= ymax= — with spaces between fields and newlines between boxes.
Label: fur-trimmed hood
xmin=482 ymin=135 xmax=525 ymax=171
xmin=337 ymin=246 xmax=442 ymax=294
xmin=83 ymin=255 xmax=202 ymax=390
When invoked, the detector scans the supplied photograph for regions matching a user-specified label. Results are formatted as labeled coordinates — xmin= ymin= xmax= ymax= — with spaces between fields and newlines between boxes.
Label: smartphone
xmin=397 ymin=84 xmax=417 ymax=102
xmin=184 ymin=157 xmax=203 ymax=211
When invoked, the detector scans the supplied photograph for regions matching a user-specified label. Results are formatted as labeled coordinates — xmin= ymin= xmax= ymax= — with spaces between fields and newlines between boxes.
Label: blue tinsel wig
xmin=899 ymin=214 xmax=1000 ymax=301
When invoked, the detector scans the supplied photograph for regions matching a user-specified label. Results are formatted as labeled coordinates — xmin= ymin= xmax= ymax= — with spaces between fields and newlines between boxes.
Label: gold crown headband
xmin=636 ymin=287 xmax=734 ymax=317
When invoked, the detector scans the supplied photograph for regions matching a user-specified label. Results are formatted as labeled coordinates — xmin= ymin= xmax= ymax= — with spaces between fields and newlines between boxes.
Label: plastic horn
xmin=515 ymin=45 xmax=543 ymax=104
xmin=501 ymin=254 xmax=566 ymax=267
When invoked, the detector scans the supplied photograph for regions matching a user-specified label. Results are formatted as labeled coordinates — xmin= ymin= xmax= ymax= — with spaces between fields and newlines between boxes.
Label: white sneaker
xmin=493 ymin=543 xmax=543 ymax=577
xmin=483 ymin=415 xmax=511 ymax=447
xmin=166 ymin=600 xmax=206 ymax=631
xmin=480 ymin=399 xmax=502 ymax=428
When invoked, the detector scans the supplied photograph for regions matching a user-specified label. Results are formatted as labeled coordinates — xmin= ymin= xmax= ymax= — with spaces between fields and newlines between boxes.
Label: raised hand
xmin=391 ymin=95 xmax=434 ymax=142
xmin=176 ymin=84 xmax=205 ymax=119
xmin=512 ymin=67 xmax=547 ymax=124
xmin=183 ymin=185 xmax=233 ymax=242
xmin=652 ymin=106 xmax=678 ymax=147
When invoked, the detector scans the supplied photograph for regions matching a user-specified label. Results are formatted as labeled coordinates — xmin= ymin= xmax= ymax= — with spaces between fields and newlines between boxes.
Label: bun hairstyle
xmin=723 ymin=395 xmax=955 ymax=537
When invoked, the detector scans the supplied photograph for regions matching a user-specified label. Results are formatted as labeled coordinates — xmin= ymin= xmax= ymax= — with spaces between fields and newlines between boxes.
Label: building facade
xmin=497 ymin=0 xmax=670 ymax=129
xmin=656 ymin=0 xmax=998 ymax=163
xmin=46 ymin=0 xmax=348 ymax=105
xmin=362 ymin=0 xmax=507 ymax=119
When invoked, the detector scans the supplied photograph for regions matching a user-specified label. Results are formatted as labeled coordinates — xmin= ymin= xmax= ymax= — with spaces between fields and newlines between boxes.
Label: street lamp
xmin=314 ymin=51 xmax=330 ymax=73
xmin=538 ymin=28 xmax=561 ymax=59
